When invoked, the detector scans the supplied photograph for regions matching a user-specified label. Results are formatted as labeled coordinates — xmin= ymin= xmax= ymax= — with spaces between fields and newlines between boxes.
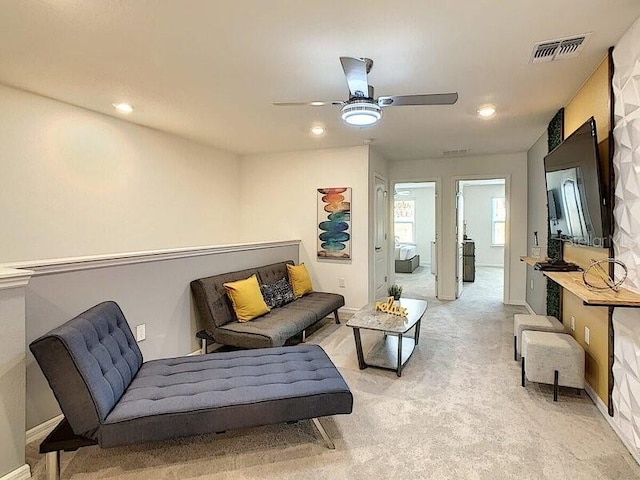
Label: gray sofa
xmin=30 ymin=301 xmax=353 ymax=480
xmin=191 ymin=260 xmax=345 ymax=349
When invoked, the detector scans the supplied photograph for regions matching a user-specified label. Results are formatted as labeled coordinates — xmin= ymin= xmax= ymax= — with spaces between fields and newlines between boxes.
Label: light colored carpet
xmin=26 ymin=269 xmax=640 ymax=479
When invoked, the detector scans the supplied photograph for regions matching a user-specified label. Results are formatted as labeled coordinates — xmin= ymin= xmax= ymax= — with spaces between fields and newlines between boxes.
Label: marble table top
xmin=346 ymin=298 xmax=427 ymax=334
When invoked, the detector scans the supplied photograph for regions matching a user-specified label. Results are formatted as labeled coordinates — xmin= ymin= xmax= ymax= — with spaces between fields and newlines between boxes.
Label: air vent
xmin=443 ymin=149 xmax=469 ymax=157
xmin=529 ymin=33 xmax=592 ymax=64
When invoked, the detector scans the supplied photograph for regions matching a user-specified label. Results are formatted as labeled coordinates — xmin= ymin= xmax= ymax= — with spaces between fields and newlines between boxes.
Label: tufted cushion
xmin=191 ymin=267 xmax=259 ymax=330
xmin=290 ymin=292 xmax=345 ymax=320
xmin=29 ymin=301 xmax=143 ymax=438
xmin=256 ymin=261 xmax=293 ymax=285
xmin=214 ymin=306 xmax=317 ymax=348
xmin=99 ymin=344 xmax=353 ymax=447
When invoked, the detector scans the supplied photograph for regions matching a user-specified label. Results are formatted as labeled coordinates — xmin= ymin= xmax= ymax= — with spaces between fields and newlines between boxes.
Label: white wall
xmin=395 ymin=185 xmax=436 ymax=265
xmin=0 ymin=85 xmax=242 ymax=263
xmin=390 ymin=152 xmax=528 ymax=303
xmin=240 ymin=146 xmax=370 ymax=309
xmin=526 ymin=131 xmax=549 ymax=314
xmin=611 ymin=16 xmax=640 ymax=459
xmin=462 ymin=183 xmax=505 ymax=267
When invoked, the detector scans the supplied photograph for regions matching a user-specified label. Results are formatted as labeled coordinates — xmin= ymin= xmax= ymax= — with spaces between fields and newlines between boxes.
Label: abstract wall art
xmin=317 ymin=187 xmax=351 ymax=260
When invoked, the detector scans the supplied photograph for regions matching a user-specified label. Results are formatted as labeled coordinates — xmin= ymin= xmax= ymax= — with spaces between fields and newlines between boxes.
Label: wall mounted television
xmin=544 ymin=116 xmax=610 ymax=247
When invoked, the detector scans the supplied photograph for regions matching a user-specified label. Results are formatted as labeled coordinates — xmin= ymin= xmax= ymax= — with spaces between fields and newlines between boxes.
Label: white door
xmin=374 ymin=176 xmax=389 ymax=299
xmin=455 ymin=185 xmax=464 ymax=298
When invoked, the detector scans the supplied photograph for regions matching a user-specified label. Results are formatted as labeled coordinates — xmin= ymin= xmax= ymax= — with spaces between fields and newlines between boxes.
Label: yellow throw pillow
xmin=223 ymin=274 xmax=270 ymax=322
xmin=287 ymin=263 xmax=314 ymax=298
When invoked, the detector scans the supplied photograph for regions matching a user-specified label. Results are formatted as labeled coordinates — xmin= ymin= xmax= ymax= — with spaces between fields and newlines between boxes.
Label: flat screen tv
xmin=544 ymin=117 xmax=609 ymax=247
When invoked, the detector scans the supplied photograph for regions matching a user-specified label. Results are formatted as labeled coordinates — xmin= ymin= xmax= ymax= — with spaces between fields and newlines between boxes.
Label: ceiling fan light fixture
xmin=341 ymin=101 xmax=381 ymax=126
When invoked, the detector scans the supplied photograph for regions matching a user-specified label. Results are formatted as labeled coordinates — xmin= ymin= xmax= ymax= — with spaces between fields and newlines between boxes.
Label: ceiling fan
xmin=274 ymin=57 xmax=458 ymax=127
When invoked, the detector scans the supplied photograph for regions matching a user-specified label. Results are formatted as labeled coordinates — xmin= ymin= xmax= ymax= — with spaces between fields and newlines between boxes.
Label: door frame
xmin=391 ymin=178 xmax=442 ymax=298
xmin=451 ymin=174 xmax=511 ymax=304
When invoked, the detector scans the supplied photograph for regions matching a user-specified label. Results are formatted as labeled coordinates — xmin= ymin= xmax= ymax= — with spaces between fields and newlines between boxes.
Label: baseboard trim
xmin=339 ymin=307 xmax=359 ymax=315
xmin=584 ymin=383 xmax=640 ymax=465
xmin=26 ymin=414 xmax=63 ymax=445
xmin=524 ymin=302 xmax=536 ymax=314
xmin=438 ymin=295 xmax=455 ymax=301
xmin=0 ymin=464 xmax=31 ymax=480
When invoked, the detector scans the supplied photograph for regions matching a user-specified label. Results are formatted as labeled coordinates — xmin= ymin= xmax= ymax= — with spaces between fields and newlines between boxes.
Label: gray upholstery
xmin=191 ymin=266 xmax=259 ymax=329
xmin=29 ymin=302 xmax=353 ymax=448
xmin=100 ymin=345 xmax=352 ymax=447
xmin=191 ymin=261 xmax=345 ymax=349
xmin=215 ymin=307 xmax=317 ymax=348
xmin=29 ymin=302 xmax=143 ymax=438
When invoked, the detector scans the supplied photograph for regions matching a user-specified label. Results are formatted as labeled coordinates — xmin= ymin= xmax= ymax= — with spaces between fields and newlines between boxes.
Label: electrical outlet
xmin=136 ymin=324 xmax=146 ymax=342
xmin=570 ymin=316 xmax=575 ymax=332
xmin=530 ymin=279 xmax=534 ymax=290
xmin=338 ymin=277 xmax=345 ymax=288
xmin=584 ymin=326 xmax=590 ymax=345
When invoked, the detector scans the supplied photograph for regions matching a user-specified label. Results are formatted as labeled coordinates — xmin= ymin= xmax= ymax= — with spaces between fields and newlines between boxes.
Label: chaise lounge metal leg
xmin=553 ymin=370 xmax=559 ymax=402
xmin=514 ymin=336 xmax=517 ymax=361
xmin=311 ymin=418 xmax=335 ymax=449
xmin=334 ymin=310 xmax=340 ymax=324
xmin=46 ymin=451 xmax=60 ymax=480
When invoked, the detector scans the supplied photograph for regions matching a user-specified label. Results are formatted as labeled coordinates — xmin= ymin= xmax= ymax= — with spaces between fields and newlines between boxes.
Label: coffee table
xmin=346 ymin=298 xmax=427 ymax=377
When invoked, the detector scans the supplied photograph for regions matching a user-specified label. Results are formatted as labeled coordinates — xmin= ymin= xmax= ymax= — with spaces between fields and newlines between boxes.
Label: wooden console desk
xmin=520 ymin=256 xmax=640 ymax=308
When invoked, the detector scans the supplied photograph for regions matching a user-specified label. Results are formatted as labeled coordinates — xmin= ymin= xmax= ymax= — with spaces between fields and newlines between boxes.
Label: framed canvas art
xmin=317 ymin=187 xmax=351 ymax=259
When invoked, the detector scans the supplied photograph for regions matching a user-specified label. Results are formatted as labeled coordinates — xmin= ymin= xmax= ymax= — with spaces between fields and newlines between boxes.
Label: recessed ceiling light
xmin=113 ymin=103 xmax=134 ymax=114
xmin=310 ymin=125 xmax=325 ymax=136
xmin=477 ymin=104 xmax=496 ymax=119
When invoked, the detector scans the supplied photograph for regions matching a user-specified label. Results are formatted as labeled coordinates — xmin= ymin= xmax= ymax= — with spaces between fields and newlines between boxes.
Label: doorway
xmin=455 ymin=178 xmax=506 ymax=302
xmin=392 ymin=181 xmax=438 ymax=300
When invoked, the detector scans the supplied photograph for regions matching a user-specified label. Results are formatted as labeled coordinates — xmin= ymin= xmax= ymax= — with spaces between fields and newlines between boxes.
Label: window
xmin=394 ymin=200 xmax=415 ymax=243
xmin=491 ymin=197 xmax=506 ymax=246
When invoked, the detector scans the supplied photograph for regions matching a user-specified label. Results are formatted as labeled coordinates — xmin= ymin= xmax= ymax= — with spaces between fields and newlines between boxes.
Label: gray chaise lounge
xmin=30 ymin=301 xmax=353 ymax=480
xmin=191 ymin=260 xmax=345 ymax=350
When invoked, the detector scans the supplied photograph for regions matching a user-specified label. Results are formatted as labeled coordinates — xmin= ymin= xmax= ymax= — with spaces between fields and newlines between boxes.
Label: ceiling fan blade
xmin=273 ymin=101 xmax=344 ymax=106
xmin=378 ymin=93 xmax=459 ymax=107
xmin=339 ymin=57 xmax=370 ymax=98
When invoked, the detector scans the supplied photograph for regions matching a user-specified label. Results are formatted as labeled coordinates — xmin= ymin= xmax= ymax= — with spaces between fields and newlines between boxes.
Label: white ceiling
xmin=1 ymin=1 xmax=639 ymax=161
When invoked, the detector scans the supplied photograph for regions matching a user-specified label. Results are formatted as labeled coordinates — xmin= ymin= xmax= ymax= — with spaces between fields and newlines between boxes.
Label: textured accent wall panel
xmin=613 ymin=311 xmax=640 ymax=451
xmin=612 ymin=17 xmax=640 ymax=458
xmin=613 ymin=20 xmax=640 ymax=292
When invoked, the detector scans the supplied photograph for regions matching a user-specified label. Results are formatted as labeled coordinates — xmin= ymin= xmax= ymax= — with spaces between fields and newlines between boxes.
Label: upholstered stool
xmin=513 ymin=314 xmax=564 ymax=360
xmin=521 ymin=331 xmax=585 ymax=401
